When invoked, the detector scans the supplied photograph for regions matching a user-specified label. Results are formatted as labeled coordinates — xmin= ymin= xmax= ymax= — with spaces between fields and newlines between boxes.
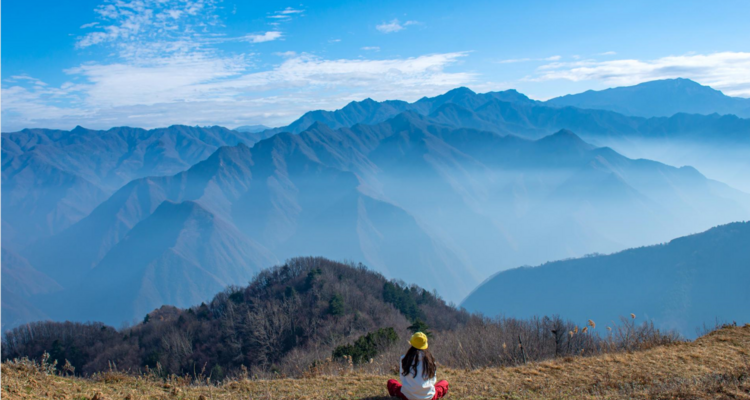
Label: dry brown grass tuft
xmin=3 ymin=325 xmax=749 ymax=399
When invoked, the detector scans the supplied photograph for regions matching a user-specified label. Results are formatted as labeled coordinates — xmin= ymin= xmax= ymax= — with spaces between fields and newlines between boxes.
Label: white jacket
xmin=399 ymin=354 xmax=437 ymax=400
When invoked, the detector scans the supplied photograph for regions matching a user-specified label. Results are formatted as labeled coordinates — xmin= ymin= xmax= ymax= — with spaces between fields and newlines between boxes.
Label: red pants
xmin=387 ymin=379 xmax=449 ymax=400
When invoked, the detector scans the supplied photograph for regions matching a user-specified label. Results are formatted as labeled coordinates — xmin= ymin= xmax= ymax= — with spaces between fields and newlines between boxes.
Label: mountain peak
xmin=444 ymin=86 xmax=476 ymax=97
xmin=536 ymin=129 xmax=592 ymax=150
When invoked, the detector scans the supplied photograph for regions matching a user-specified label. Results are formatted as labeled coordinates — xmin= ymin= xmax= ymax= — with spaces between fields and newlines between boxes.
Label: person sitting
xmin=387 ymin=332 xmax=449 ymax=400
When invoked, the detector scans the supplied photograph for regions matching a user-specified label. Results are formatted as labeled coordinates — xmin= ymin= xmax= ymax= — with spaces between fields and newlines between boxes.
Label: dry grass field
xmin=3 ymin=324 xmax=749 ymax=400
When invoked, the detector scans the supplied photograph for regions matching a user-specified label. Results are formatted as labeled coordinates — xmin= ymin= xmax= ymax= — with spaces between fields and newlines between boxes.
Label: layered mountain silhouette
xmin=461 ymin=222 xmax=750 ymax=338
xmin=19 ymin=110 xmax=750 ymax=327
xmin=1 ymin=125 xmax=265 ymax=249
xmin=4 ymin=81 xmax=750 ymax=329
xmin=546 ymin=78 xmax=750 ymax=118
xmin=256 ymin=83 xmax=750 ymax=191
xmin=259 ymin=84 xmax=749 ymax=144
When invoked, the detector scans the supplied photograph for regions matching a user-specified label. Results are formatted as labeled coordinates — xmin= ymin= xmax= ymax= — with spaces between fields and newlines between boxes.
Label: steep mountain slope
xmin=462 ymin=222 xmax=750 ymax=337
xmin=60 ymin=200 xmax=277 ymax=326
xmin=24 ymin=143 xmax=258 ymax=288
xmin=546 ymin=78 xmax=750 ymax=118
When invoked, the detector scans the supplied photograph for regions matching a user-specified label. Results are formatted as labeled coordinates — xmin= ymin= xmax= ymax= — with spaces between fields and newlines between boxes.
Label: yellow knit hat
xmin=409 ymin=332 xmax=428 ymax=350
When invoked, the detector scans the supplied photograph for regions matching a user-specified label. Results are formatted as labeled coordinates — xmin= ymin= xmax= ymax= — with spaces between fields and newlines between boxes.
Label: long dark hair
xmin=401 ymin=346 xmax=436 ymax=379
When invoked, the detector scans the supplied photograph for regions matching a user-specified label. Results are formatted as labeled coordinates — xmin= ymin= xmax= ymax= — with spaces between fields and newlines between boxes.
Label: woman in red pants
xmin=387 ymin=332 xmax=449 ymax=400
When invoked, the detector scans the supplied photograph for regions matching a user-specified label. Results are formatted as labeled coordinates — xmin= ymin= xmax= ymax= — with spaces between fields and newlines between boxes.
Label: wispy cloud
xmin=267 ymin=7 xmax=305 ymax=20
xmin=279 ymin=7 xmax=304 ymax=15
xmin=8 ymin=75 xmax=48 ymax=86
xmin=361 ymin=46 xmax=380 ymax=52
xmin=376 ymin=19 xmax=418 ymax=33
xmin=532 ymin=51 xmax=750 ymax=97
xmin=242 ymin=31 xmax=283 ymax=43
xmin=599 ymin=51 xmax=617 ymax=56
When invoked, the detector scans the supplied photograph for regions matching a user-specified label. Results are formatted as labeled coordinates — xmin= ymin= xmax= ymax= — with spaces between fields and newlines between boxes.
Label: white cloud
xmin=361 ymin=46 xmax=380 ymax=52
xmin=279 ymin=7 xmax=304 ymax=15
xmin=533 ymin=51 xmax=750 ymax=97
xmin=274 ymin=51 xmax=297 ymax=58
xmin=75 ymin=0 xmax=222 ymax=53
xmin=268 ymin=7 xmax=304 ymax=20
xmin=496 ymin=58 xmax=531 ymax=64
xmin=376 ymin=19 xmax=418 ymax=33
xmin=9 ymin=75 xmax=48 ymax=86
xmin=599 ymin=51 xmax=617 ymax=56
xmin=80 ymin=22 xmax=100 ymax=29
xmin=2 ymin=52 xmax=475 ymax=131
xmin=242 ymin=31 xmax=283 ymax=43
xmin=2 ymin=0 xmax=463 ymax=132
xmin=496 ymin=55 xmax=560 ymax=64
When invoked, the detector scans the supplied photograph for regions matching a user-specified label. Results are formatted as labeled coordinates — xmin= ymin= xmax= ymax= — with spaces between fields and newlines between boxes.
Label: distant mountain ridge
xmin=462 ymin=221 xmax=750 ymax=337
xmin=256 ymin=82 xmax=750 ymax=191
xmin=260 ymin=87 xmax=539 ymax=136
xmin=546 ymin=78 xmax=750 ymax=118
xmin=235 ymin=124 xmax=270 ymax=133
xmin=260 ymin=81 xmax=749 ymax=143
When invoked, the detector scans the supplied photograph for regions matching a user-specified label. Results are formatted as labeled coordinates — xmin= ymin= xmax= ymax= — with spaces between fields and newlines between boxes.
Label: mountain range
xmin=2 ymin=79 xmax=749 ymax=331
xmin=462 ymin=222 xmax=750 ymax=338
xmin=546 ymin=78 xmax=750 ymax=118
xmin=257 ymin=80 xmax=750 ymax=191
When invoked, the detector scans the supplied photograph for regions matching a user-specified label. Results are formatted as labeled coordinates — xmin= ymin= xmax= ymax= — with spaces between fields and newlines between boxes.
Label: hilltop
xmin=3 ymin=324 xmax=748 ymax=399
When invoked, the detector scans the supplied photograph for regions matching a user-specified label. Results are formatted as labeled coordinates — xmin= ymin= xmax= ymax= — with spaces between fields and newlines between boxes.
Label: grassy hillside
xmin=3 ymin=324 xmax=749 ymax=399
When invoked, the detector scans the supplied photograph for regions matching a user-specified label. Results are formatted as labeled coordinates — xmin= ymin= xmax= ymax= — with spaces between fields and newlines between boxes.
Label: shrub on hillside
xmin=332 ymin=327 xmax=399 ymax=364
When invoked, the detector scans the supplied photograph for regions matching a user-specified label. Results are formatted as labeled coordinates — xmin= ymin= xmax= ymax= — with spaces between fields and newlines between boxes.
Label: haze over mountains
xmin=1 ymin=125 xmax=266 ymax=249
xmin=462 ymin=222 xmax=750 ymax=338
xmin=2 ymin=78 xmax=749 ymax=332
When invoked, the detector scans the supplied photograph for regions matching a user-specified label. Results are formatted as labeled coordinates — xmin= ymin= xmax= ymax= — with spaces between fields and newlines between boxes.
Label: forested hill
xmin=1 ymin=257 xmax=468 ymax=377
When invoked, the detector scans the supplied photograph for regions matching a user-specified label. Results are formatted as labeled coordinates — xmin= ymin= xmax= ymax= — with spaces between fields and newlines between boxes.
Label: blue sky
xmin=2 ymin=0 xmax=750 ymax=131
